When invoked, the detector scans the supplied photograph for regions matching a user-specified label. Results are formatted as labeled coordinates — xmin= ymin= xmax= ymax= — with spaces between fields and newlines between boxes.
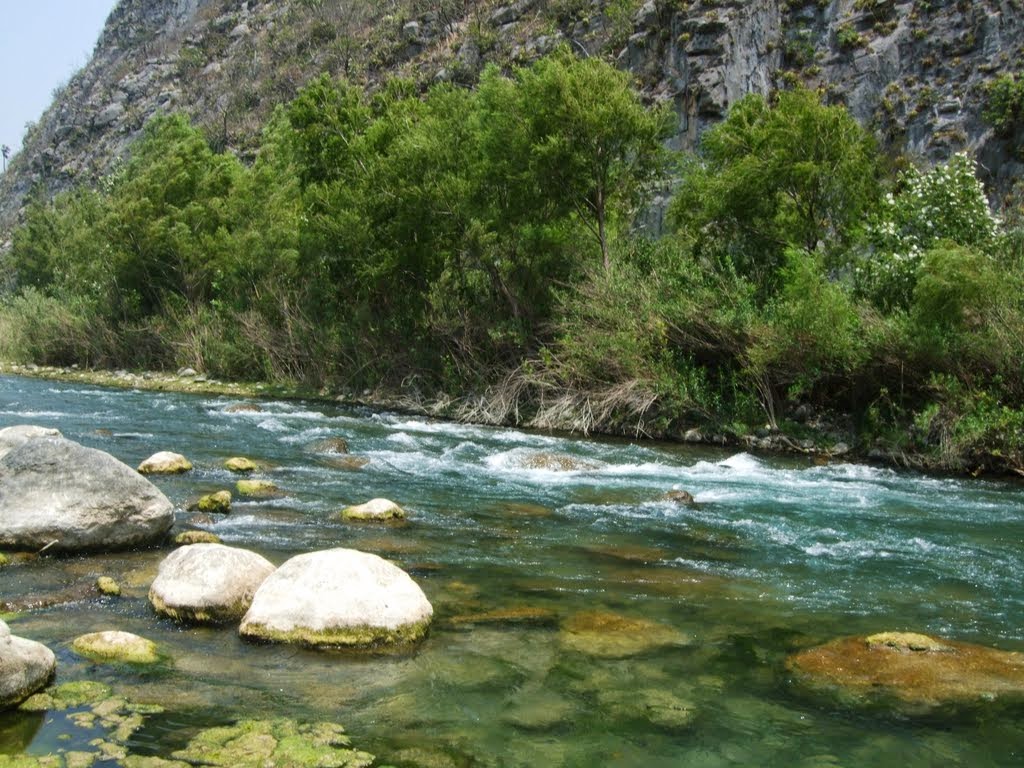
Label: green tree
xmin=671 ymin=88 xmax=880 ymax=294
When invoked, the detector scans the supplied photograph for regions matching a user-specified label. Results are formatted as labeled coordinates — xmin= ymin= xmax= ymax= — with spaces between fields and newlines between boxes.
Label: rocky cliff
xmin=1 ymin=0 xmax=1022 ymax=235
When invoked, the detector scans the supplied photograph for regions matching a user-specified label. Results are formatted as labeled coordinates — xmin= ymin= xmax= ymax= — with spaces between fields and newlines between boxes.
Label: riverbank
xmin=0 ymin=361 xmax=1015 ymax=481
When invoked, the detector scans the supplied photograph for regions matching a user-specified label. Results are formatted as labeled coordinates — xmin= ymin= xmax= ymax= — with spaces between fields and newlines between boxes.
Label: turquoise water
xmin=2 ymin=374 xmax=1024 ymax=766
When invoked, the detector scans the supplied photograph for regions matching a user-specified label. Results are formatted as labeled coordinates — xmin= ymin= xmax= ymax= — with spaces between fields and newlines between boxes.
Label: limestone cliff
xmin=1 ymin=0 xmax=1022 ymax=235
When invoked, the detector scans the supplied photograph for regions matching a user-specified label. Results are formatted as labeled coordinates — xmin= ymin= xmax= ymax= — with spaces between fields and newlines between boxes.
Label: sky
xmin=0 ymin=0 xmax=118 ymax=162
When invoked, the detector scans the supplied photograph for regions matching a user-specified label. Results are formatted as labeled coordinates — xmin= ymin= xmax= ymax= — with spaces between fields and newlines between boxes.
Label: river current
xmin=1 ymin=374 xmax=1023 ymax=766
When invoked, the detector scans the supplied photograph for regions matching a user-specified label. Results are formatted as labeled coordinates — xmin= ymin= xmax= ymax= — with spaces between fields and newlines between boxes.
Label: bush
xmin=0 ymin=289 xmax=113 ymax=367
xmin=983 ymin=73 xmax=1024 ymax=137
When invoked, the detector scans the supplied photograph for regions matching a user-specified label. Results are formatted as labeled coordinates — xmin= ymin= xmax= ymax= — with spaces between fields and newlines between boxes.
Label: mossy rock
xmin=339 ymin=498 xmax=406 ymax=522
xmin=0 ymin=552 xmax=8 ymax=568
xmin=196 ymin=490 xmax=232 ymax=514
xmin=224 ymin=457 xmax=259 ymax=473
xmin=20 ymin=681 xmax=113 ymax=711
xmin=597 ymin=687 xmax=698 ymax=730
xmin=170 ymin=719 xmax=374 ymax=767
xmin=786 ymin=631 xmax=1024 ymax=715
xmin=322 ymin=456 xmax=370 ymax=471
xmin=662 ymin=489 xmax=695 ymax=505
xmin=559 ymin=610 xmax=691 ymax=658
xmin=236 ymin=480 xmax=280 ymax=497
xmin=449 ymin=606 xmax=558 ymax=628
xmin=501 ymin=684 xmax=575 ymax=730
xmin=516 ymin=452 xmax=600 ymax=471
xmin=72 ymin=631 xmax=160 ymax=665
xmin=96 ymin=576 xmax=121 ymax=596
xmin=174 ymin=530 xmax=222 ymax=545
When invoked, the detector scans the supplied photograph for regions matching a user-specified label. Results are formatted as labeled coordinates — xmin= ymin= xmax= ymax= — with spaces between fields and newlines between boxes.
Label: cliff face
xmin=1 ymin=0 xmax=1022 ymax=235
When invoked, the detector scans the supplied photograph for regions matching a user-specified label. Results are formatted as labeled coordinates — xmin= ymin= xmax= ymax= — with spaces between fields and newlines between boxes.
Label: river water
xmin=1 ymin=374 xmax=1023 ymax=766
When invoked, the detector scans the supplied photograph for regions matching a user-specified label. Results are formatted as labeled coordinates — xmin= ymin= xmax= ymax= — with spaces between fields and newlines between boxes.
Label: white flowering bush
xmin=856 ymin=152 xmax=1001 ymax=311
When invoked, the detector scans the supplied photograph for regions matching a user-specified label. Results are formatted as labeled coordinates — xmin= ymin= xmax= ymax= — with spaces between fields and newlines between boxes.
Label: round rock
xmin=138 ymin=451 xmax=192 ymax=474
xmin=0 ymin=619 xmax=56 ymax=709
xmin=72 ymin=630 xmax=159 ymax=664
xmin=196 ymin=490 xmax=232 ymax=513
xmin=239 ymin=548 xmax=433 ymax=648
xmin=0 ymin=433 xmax=173 ymax=551
xmin=340 ymin=498 xmax=406 ymax=522
xmin=149 ymin=544 xmax=276 ymax=624
xmin=224 ymin=457 xmax=258 ymax=473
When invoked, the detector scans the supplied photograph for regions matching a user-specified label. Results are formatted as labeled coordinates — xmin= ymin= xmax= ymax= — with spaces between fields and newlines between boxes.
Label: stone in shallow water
xmin=19 ymin=681 xmax=112 ymax=711
xmin=306 ymin=437 xmax=350 ymax=454
xmin=340 ymin=498 xmax=406 ymax=522
xmin=236 ymin=479 xmax=281 ymax=497
xmin=72 ymin=631 xmax=159 ymax=665
xmin=240 ymin=548 xmax=433 ymax=649
xmin=322 ymin=455 xmax=370 ymax=471
xmin=170 ymin=719 xmax=374 ymax=767
xmin=0 ymin=620 xmax=56 ymax=710
xmin=195 ymin=490 xmax=232 ymax=514
xmin=448 ymin=606 xmax=558 ymax=628
xmin=149 ymin=544 xmax=276 ymax=624
xmin=174 ymin=530 xmax=222 ymax=545
xmin=224 ymin=457 xmax=258 ymax=473
xmin=225 ymin=403 xmax=262 ymax=413
xmin=501 ymin=683 xmax=576 ymax=730
xmin=597 ymin=687 xmax=698 ymax=730
xmin=137 ymin=452 xmax=192 ymax=474
xmin=96 ymin=576 xmax=121 ymax=596
xmin=582 ymin=543 xmax=668 ymax=564
xmin=516 ymin=452 xmax=600 ymax=471
xmin=786 ymin=631 xmax=1024 ymax=715
xmin=559 ymin=610 xmax=691 ymax=658
xmin=0 ymin=433 xmax=173 ymax=552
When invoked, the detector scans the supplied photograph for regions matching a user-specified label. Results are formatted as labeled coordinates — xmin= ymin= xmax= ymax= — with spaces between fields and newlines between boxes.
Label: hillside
xmin=1 ymin=0 xmax=1023 ymax=235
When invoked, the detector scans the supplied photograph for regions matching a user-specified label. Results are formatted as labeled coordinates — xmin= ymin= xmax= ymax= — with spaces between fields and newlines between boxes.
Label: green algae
xmin=19 ymin=682 xmax=113 ymax=712
xmin=95 ymin=577 xmax=121 ymax=597
xmin=196 ymin=490 xmax=232 ymax=513
xmin=240 ymin=617 xmax=431 ymax=650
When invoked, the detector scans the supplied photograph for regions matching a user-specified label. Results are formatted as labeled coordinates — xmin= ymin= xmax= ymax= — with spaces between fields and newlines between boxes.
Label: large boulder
xmin=149 ymin=543 xmax=276 ymax=624
xmin=786 ymin=631 xmax=1024 ymax=715
xmin=0 ymin=432 xmax=174 ymax=551
xmin=0 ymin=620 xmax=56 ymax=709
xmin=240 ymin=548 xmax=433 ymax=648
xmin=0 ymin=425 xmax=62 ymax=460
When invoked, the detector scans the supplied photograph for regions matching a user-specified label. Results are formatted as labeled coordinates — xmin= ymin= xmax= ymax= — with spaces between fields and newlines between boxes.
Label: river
xmin=2 ymin=374 xmax=1023 ymax=766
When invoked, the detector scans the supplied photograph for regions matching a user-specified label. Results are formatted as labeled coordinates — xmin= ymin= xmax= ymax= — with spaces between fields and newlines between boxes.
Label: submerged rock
xmin=322 ymin=455 xmax=370 ymax=471
xmin=235 ymin=479 xmax=280 ymax=497
xmin=137 ymin=451 xmax=192 ymax=474
xmin=0 ymin=620 xmax=56 ymax=710
xmin=340 ymin=498 xmax=406 ymax=522
xmin=786 ymin=631 xmax=1024 ymax=715
xmin=663 ymin=489 xmax=695 ymax=505
xmin=171 ymin=719 xmax=374 ymax=767
xmin=224 ymin=457 xmax=258 ymax=473
xmin=306 ymin=437 xmax=350 ymax=454
xmin=598 ymin=687 xmax=698 ymax=730
xmin=225 ymin=403 xmax=262 ymax=413
xmin=449 ymin=606 xmax=558 ymax=629
xmin=516 ymin=452 xmax=600 ymax=471
xmin=0 ymin=432 xmax=173 ymax=551
xmin=559 ymin=610 xmax=691 ymax=658
xmin=501 ymin=683 xmax=576 ymax=730
xmin=240 ymin=548 xmax=433 ymax=648
xmin=149 ymin=544 xmax=276 ymax=624
xmin=72 ymin=631 xmax=159 ymax=665
xmin=194 ymin=490 xmax=232 ymax=514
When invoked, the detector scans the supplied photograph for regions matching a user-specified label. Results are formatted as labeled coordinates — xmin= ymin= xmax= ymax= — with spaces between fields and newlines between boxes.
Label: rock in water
xmin=149 ymin=544 xmax=276 ymax=624
xmin=195 ymin=490 xmax=232 ymax=513
xmin=0 ymin=425 xmax=62 ymax=460
xmin=236 ymin=479 xmax=280 ymax=497
xmin=224 ymin=457 xmax=258 ymax=473
xmin=306 ymin=437 xmax=350 ymax=454
xmin=72 ymin=630 xmax=159 ymax=664
xmin=0 ymin=619 xmax=56 ymax=709
xmin=786 ymin=631 xmax=1024 ymax=715
xmin=138 ymin=451 xmax=192 ymax=474
xmin=239 ymin=548 xmax=433 ymax=648
xmin=0 ymin=433 xmax=174 ymax=551
xmin=663 ymin=489 xmax=695 ymax=505
xmin=340 ymin=498 xmax=406 ymax=522
xmin=559 ymin=610 xmax=691 ymax=658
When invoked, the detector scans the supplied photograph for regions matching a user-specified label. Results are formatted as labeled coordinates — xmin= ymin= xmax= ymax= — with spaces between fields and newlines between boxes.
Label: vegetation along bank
xmin=2 ymin=52 xmax=1024 ymax=477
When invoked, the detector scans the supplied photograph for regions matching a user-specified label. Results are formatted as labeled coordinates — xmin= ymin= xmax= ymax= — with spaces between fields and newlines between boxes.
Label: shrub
xmin=983 ymin=73 xmax=1024 ymax=137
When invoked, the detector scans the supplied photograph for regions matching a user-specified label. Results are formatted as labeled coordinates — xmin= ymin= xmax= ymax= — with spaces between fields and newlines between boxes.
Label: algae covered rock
xmin=137 ymin=452 xmax=192 ymax=475
xmin=236 ymin=479 xmax=280 ymax=497
xmin=19 ymin=680 xmax=112 ymax=712
xmin=516 ymin=452 xmax=600 ymax=471
xmin=239 ymin=548 xmax=433 ymax=648
xmin=72 ymin=631 xmax=159 ymax=665
xmin=340 ymin=498 xmax=406 ymax=522
xmin=225 ymin=403 xmax=263 ymax=413
xmin=597 ymin=687 xmax=698 ymax=730
xmin=786 ymin=631 xmax=1024 ymax=715
xmin=0 ymin=619 xmax=56 ymax=710
xmin=224 ymin=457 xmax=258 ymax=473
xmin=170 ymin=718 xmax=374 ymax=767
xmin=196 ymin=490 xmax=232 ymax=513
xmin=559 ymin=610 xmax=691 ymax=658
xmin=96 ymin=576 xmax=122 ymax=596
xmin=174 ymin=530 xmax=222 ymax=545
xmin=306 ymin=437 xmax=350 ymax=454
xmin=662 ymin=489 xmax=695 ymax=505
xmin=0 ymin=434 xmax=173 ymax=552
xmin=149 ymin=544 xmax=276 ymax=624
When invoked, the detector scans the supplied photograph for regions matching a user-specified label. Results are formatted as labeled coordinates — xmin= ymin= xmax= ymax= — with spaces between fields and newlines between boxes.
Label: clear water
xmin=2 ymin=374 xmax=1024 ymax=766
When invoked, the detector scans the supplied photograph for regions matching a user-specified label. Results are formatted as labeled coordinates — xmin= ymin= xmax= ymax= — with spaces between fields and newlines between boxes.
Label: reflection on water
xmin=2 ymin=375 xmax=1024 ymax=766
